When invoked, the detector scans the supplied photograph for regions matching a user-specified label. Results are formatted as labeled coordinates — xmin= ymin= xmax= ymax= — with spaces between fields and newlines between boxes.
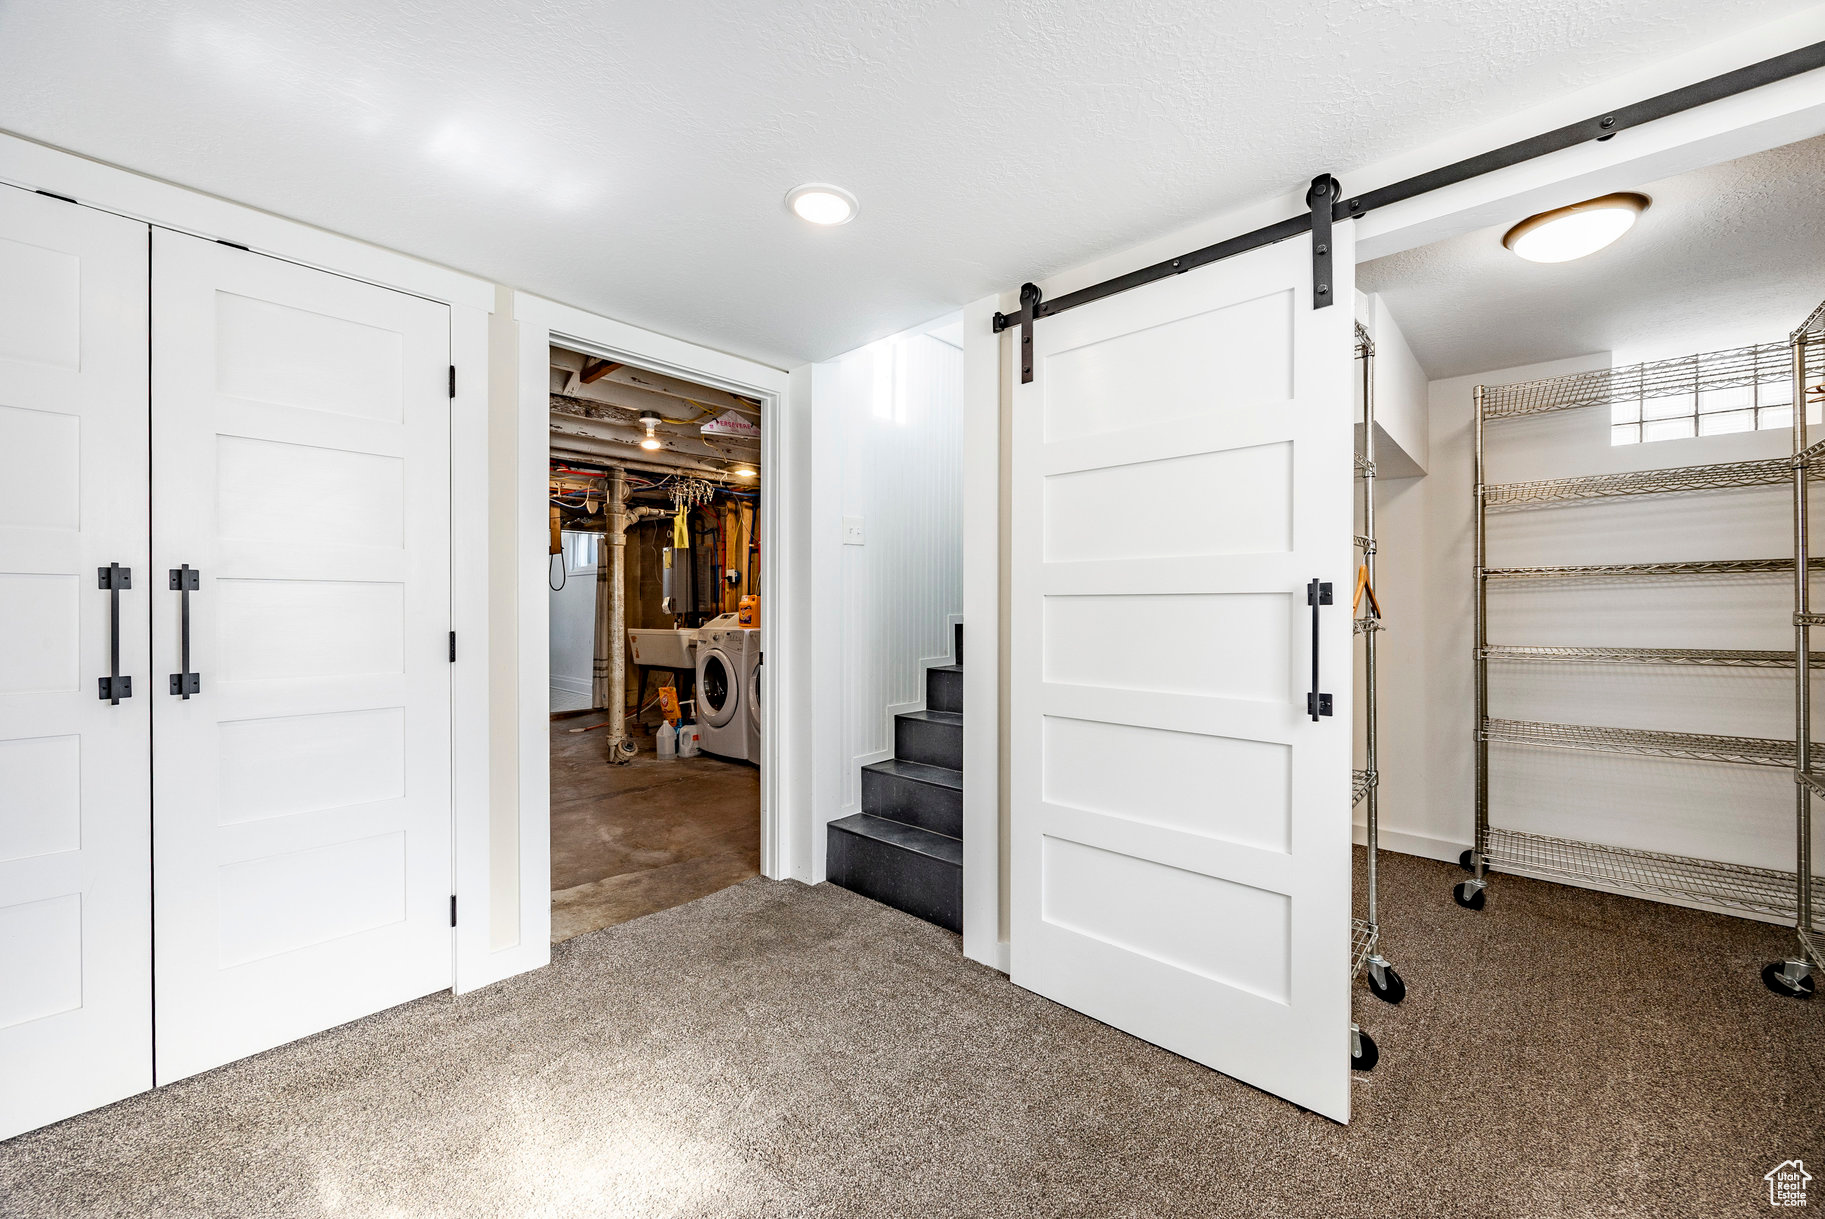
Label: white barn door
xmin=0 ymin=188 xmax=152 ymax=1140
xmin=150 ymin=231 xmax=453 ymax=1082
xmin=1010 ymin=227 xmax=1356 ymax=1121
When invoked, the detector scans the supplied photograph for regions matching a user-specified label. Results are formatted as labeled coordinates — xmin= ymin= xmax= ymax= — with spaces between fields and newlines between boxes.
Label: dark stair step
xmin=827 ymin=813 xmax=962 ymax=933
xmin=861 ymin=757 xmax=962 ymax=838
xmin=895 ymin=709 xmax=962 ymax=770
xmin=926 ymin=663 xmax=962 ymax=714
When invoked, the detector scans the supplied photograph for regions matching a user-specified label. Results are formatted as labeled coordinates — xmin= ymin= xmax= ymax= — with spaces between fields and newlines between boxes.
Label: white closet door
xmin=1009 ymin=227 xmax=1356 ymax=1121
xmin=0 ymin=188 xmax=151 ymax=1140
xmin=150 ymin=230 xmax=453 ymax=1083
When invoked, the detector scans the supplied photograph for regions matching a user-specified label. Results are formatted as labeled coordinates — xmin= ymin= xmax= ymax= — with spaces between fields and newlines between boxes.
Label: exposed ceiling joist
xmin=548 ymin=429 xmax=741 ymax=481
xmin=550 ymin=394 xmax=759 ymax=463
xmin=550 ymin=346 xmax=764 ymax=420
xmin=604 ymin=366 xmax=762 ymax=419
xmin=553 ymin=375 xmax=728 ymax=424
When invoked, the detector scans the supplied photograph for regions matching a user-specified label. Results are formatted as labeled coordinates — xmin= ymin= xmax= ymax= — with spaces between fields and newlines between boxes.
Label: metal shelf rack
xmin=1480 ymin=718 xmax=1802 ymax=768
xmin=1482 ymin=644 xmax=1822 ymax=668
xmin=1484 ymin=457 xmax=1821 ymax=510
xmin=1769 ymin=300 xmax=1825 ymax=998
xmin=1460 ymin=333 xmax=1818 ymax=964
xmin=1352 ymin=322 xmax=1403 ymax=1019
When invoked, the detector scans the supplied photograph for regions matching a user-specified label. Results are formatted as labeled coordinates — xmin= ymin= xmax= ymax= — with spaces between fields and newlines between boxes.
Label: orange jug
xmin=738 ymin=595 xmax=759 ymax=627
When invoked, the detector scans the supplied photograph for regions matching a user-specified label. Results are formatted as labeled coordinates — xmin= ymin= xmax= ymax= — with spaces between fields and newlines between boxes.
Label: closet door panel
xmin=150 ymin=230 xmax=452 ymax=1084
xmin=0 ymin=186 xmax=152 ymax=1142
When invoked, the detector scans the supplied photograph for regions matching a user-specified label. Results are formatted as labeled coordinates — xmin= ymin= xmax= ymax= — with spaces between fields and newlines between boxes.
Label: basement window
xmin=1609 ymin=352 xmax=1802 ymax=446
xmin=563 ymin=531 xmax=600 ymax=576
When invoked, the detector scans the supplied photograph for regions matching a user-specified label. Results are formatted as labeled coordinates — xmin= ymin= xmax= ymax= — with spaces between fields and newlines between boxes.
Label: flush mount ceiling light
xmin=785 ymin=182 xmax=858 ymax=226
xmin=1502 ymin=192 xmax=1650 ymax=263
xmin=638 ymin=412 xmax=663 ymax=451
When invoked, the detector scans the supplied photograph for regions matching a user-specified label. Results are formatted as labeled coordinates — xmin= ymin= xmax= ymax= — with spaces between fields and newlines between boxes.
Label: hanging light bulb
xmin=639 ymin=413 xmax=663 ymax=451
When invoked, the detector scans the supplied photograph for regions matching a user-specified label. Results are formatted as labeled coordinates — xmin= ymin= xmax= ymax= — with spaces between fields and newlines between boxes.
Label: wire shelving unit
xmin=1768 ymin=300 xmax=1825 ymax=999
xmin=1458 ymin=333 xmax=1825 ymax=961
xmin=1352 ymin=322 xmax=1404 ymax=1027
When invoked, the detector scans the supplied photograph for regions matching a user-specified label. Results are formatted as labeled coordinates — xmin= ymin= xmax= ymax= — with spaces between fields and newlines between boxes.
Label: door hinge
xmin=449 ymin=365 xmax=457 ymax=399
xmin=449 ymin=630 xmax=457 ymax=663
xmin=449 ymin=895 xmax=457 ymax=927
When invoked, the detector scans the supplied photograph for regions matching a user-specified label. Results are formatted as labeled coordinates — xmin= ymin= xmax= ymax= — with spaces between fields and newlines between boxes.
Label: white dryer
xmin=744 ymin=640 xmax=762 ymax=764
xmin=695 ymin=615 xmax=754 ymax=762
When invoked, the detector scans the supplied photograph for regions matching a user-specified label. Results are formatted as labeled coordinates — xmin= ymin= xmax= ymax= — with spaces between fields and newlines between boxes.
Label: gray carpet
xmin=1 ymin=852 xmax=1820 ymax=1218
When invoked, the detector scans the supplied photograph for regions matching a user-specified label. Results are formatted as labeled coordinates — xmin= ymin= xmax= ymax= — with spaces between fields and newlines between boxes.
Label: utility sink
xmin=627 ymin=628 xmax=699 ymax=669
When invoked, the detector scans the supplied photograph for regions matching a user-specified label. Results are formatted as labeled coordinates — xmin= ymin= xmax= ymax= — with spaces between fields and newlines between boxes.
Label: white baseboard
xmin=1353 ymin=820 xmax=1468 ymax=864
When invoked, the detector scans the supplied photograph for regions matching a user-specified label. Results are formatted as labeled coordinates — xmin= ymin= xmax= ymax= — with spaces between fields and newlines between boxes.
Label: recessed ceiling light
xmin=786 ymin=183 xmax=858 ymax=226
xmin=638 ymin=412 xmax=663 ymax=451
xmin=1502 ymin=192 xmax=1650 ymax=263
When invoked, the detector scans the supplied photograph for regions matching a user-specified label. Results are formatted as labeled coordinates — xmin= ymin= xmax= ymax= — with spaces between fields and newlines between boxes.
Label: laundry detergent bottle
xmin=677 ymin=719 xmax=701 ymax=758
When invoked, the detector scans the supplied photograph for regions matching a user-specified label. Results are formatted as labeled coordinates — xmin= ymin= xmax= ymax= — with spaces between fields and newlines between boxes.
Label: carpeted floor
xmin=1 ymin=852 xmax=1819 ymax=1218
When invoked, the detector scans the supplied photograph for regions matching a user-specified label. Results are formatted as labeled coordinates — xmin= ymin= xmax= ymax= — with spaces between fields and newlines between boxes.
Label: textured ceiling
xmin=0 ymin=0 xmax=1817 ymax=366
xmin=1359 ymin=132 xmax=1825 ymax=377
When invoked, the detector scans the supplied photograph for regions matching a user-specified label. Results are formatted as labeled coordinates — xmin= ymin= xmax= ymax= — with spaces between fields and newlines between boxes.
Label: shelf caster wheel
xmin=1367 ymin=962 xmax=1406 ymax=1005
xmin=1351 ymin=1026 xmax=1378 ymax=1072
xmin=1453 ymin=880 xmax=1486 ymax=911
xmin=1763 ymin=961 xmax=1816 ymax=999
xmin=1458 ymin=849 xmax=1479 ymax=874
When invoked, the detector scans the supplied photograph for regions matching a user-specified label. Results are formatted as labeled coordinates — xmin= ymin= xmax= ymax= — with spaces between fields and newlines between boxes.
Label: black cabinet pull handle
xmin=96 ymin=563 xmax=132 ymax=703
xmin=169 ymin=565 xmax=200 ymax=698
xmin=1306 ymin=578 xmax=1333 ymax=722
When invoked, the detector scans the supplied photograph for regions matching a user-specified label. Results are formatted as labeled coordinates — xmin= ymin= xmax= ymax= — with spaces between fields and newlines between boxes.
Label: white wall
xmin=547 ymin=540 xmax=595 ymax=699
xmin=1357 ymin=293 xmax=1429 ymax=478
xmin=1373 ymin=347 xmax=1822 ymax=907
xmin=810 ymin=320 xmax=964 ymax=880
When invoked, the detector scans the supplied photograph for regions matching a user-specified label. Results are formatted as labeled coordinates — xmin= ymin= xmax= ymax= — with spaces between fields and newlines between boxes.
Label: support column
xmin=592 ymin=467 xmax=635 ymax=762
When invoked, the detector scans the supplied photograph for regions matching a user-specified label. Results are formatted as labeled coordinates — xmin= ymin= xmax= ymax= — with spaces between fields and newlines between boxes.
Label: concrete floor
xmin=550 ymin=711 xmax=760 ymax=944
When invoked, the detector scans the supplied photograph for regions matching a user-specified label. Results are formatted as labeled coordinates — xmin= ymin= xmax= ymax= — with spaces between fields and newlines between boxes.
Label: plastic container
xmin=656 ymin=720 xmax=677 ymax=760
xmin=677 ymin=720 xmax=701 ymax=758
xmin=738 ymin=595 xmax=760 ymax=628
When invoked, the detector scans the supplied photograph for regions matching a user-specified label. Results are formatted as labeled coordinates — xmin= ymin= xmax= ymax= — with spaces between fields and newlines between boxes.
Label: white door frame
xmin=959 ymin=20 xmax=1825 ymax=974
xmin=512 ymin=293 xmax=797 ymax=954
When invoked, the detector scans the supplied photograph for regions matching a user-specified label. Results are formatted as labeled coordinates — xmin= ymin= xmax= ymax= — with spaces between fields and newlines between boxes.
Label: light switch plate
xmin=842 ymin=515 xmax=865 ymax=545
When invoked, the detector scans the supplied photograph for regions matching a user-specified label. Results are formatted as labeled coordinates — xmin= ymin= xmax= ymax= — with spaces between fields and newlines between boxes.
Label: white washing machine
xmin=694 ymin=615 xmax=757 ymax=762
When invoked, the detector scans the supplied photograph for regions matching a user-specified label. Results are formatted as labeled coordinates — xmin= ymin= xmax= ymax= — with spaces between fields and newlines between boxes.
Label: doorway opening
xmin=1339 ymin=127 xmax=1825 ymax=1065
xmin=546 ymin=344 xmax=763 ymax=943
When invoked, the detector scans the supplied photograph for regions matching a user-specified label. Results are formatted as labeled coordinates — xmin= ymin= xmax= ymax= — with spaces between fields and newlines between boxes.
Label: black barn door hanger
xmin=995 ymin=39 xmax=1825 ymax=383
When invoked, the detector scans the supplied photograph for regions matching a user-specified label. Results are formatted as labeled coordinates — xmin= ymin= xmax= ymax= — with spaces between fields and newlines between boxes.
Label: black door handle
xmin=1306 ymin=578 xmax=1332 ymax=722
xmin=97 ymin=563 xmax=132 ymax=703
xmin=169 ymin=565 xmax=200 ymax=697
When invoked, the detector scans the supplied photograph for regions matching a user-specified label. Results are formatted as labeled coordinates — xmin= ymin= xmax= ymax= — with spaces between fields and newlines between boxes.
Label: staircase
xmin=827 ymin=624 xmax=963 ymax=932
